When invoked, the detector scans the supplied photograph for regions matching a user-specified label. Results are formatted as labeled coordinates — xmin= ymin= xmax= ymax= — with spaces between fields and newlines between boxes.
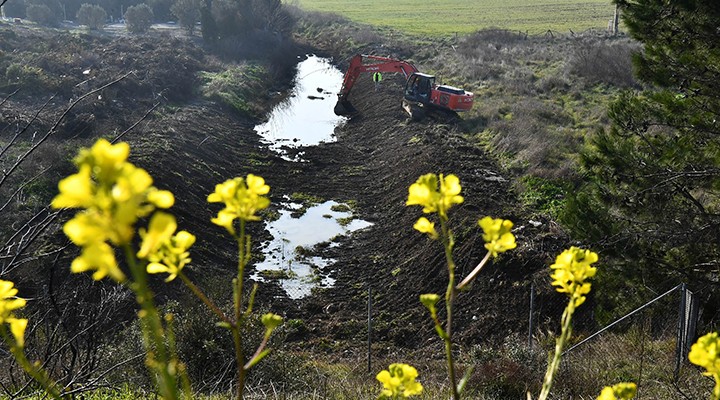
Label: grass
xmin=198 ymin=64 xmax=270 ymax=117
xmin=295 ymin=0 xmax=616 ymax=36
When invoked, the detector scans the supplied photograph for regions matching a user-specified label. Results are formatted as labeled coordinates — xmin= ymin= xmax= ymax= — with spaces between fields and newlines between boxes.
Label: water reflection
xmin=254 ymin=55 xmax=347 ymax=159
xmin=252 ymin=200 xmax=372 ymax=299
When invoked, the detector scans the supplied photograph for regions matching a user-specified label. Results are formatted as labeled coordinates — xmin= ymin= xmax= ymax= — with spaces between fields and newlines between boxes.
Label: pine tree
xmin=565 ymin=0 xmax=720 ymax=308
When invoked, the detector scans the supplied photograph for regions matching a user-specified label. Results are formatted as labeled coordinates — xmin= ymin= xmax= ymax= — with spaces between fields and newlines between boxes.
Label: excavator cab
xmin=404 ymin=73 xmax=435 ymax=105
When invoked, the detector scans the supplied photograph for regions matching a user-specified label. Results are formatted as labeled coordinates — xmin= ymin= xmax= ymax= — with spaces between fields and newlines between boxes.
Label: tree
xmin=26 ymin=3 xmax=55 ymax=24
xmin=77 ymin=3 xmax=107 ymax=30
xmin=564 ymin=1 xmax=720 ymax=311
xmin=25 ymin=0 xmax=61 ymax=24
xmin=170 ymin=0 xmax=201 ymax=34
xmin=124 ymin=3 xmax=153 ymax=33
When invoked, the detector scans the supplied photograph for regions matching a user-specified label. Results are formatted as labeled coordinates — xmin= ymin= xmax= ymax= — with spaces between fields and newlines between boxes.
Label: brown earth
xmin=0 ymin=23 xmax=575 ymax=361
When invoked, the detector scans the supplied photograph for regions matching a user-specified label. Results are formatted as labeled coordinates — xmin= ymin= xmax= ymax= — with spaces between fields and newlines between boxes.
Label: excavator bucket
xmin=334 ymin=99 xmax=358 ymax=116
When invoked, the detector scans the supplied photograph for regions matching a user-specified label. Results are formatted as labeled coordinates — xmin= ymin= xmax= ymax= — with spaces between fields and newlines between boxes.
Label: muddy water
xmin=253 ymin=56 xmax=369 ymax=298
xmin=254 ymin=55 xmax=347 ymax=160
xmin=252 ymin=201 xmax=372 ymax=299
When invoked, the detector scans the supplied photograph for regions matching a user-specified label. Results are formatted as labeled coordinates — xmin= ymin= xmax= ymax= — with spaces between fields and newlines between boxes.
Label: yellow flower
xmin=0 ymin=280 xmax=28 ymax=347
xmin=406 ymin=173 xmax=440 ymax=214
xmin=137 ymin=212 xmax=177 ymax=259
xmin=140 ymin=213 xmax=195 ymax=282
xmin=419 ymin=293 xmax=439 ymax=310
xmin=7 ymin=318 xmax=28 ymax=347
xmin=406 ymin=173 xmax=464 ymax=219
xmin=550 ymin=247 xmax=598 ymax=307
xmin=376 ymin=363 xmax=423 ymax=399
xmin=76 ymin=139 xmax=129 ymax=184
xmin=71 ymin=242 xmax=125 ymax=282
xmin=63 ymin=212 xmax=111 ymax=246
xmin=261 ymin=313 xmax=283 ymax=339
xmin=51 ymin=165 xmax=94 ymax=209
xmin=413 ymin=217 xmax=438 ymax=239
xmin=689 ymin=332 xmax=720 ymax=399
xmin=597 ymin=382 xmax=637 ymax=400
xmin=478 ymin=216 xmax=516 ymax=257
xmin=51 ymin=139 xmax=175 ymax=282
xmin=207 ymin=174 xmax=271 ymax=234
xmin=439 ymin=174 xmax=463 ymax=212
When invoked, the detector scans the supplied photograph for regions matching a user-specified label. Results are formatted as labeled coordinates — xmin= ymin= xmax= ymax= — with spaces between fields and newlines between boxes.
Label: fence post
xmin=674 ymin=283 xmax=687 ymax=380
xmin=528 ymin=282 xmax=535 ymax=348
xmin=368 ymin=285 xmax=372 ymax=373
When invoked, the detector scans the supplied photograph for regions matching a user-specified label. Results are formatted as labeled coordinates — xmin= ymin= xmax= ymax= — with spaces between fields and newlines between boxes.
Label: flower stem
xmin=179 ymin=272 xmax=232 ymax=326
xmin=440 ymin=218 xmax=460 ymax=400
xmin=234 ymin=221 xmax=247 ymax=400
xmin=538 ymin=301 xmax=575 ymax=400
xmin=1 ymin=328 xmax=63 ymax=399
xmin=124 ymin=245 xmax=179 ymax=400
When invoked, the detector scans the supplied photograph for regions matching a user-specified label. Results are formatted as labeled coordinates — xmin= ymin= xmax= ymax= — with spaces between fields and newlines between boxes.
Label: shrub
xmin=170 ymin=0 xmax=201 ymax=34
xmin=199 ymin=63 xmax=269 ymax=117
xmin=25 ymin=4 xmax=55 ymax=25
xmin=567 ymin=38 xmax=640 ymax=88
xmin=5 ymin=63 xmax=46 ymax=89
xmin=124 ymin=3 xmax=154 ymax=33
xmin=77 ymin=3 xmax=107 ymax=30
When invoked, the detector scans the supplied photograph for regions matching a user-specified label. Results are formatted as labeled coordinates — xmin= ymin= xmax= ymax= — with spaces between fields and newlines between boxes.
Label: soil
xmin=0 ymin=23 xmax=574 ymax=358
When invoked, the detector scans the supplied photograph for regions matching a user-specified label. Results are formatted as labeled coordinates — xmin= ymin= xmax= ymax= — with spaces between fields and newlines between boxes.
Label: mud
xmin=0 ymin=26 xmax=572 ymax=355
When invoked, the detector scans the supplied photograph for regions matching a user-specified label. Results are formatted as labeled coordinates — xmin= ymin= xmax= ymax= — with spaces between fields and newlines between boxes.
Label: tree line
xmin=1 ymin=0 xmax=294 ymax=37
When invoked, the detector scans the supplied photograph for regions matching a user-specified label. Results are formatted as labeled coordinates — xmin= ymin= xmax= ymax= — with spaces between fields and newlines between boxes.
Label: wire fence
xmin=545 ymin=283 xmax=703 ymax=398
xmin=351 ymin=279 xmax=709 ymax=398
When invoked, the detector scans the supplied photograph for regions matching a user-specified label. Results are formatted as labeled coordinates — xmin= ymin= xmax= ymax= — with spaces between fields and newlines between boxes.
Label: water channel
xmin=252 ymin=55 xmax=371 ymax=299
xmin=254 ymin=55 xmax=347 ymax=160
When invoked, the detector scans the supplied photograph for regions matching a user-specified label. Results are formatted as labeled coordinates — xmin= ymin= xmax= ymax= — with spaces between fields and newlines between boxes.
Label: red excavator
xmin=334 ymin=54 xmax=474 ymax=121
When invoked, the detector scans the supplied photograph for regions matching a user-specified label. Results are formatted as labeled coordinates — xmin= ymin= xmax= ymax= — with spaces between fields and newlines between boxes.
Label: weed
xmin=330 ymin=203 xmax=351 ymax=213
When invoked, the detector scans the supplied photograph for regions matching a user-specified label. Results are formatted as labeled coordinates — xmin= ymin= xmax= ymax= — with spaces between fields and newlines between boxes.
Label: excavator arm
xmin=334 ymin=54 xmax=419 ymax=115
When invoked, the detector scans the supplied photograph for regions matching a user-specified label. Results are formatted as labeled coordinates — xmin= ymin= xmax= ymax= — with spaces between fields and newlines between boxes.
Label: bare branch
xmin=0 ymin=88 xmax=20 ymax=109
xmin=0 ymin=71 xmax=134 ymax=190
xmin=0 ymin=167 xmax=52 ymax=214
xmin=112 ymin=101 xmax=161 ymax=143
xmin=0 ymin=94 xmax=55 ymax=162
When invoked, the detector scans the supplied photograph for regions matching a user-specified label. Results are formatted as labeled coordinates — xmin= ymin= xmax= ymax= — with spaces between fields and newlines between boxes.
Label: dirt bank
xmin=0 ymin=24 xmax=572 ymax=359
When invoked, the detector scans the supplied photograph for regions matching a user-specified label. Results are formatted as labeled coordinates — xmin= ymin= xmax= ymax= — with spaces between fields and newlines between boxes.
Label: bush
xmin=77 ymin=4 xmax=107 ymax=30
xmin=5 ymin=63 xmax=46 ymax=89
xmin=567 ymin=38 xmax=640 ymax=88
xmin=124 ymin=3 xmax=154 ymax=33
xmin=170 ymin=0 xmax=201 ymax=34
xmin=25 ymin=4 xmax=55 ymax=25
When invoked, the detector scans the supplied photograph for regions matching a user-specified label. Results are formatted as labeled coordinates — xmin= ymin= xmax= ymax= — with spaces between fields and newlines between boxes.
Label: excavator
xmin=333 ymin=54 xmax=474 ymax=121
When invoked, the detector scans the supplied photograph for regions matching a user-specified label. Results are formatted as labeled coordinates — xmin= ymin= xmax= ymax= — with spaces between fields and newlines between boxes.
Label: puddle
xmin=252 ymin=200 xmax=372 ymax=299
xmin=254 ymin=55 xmax=347 ymax=160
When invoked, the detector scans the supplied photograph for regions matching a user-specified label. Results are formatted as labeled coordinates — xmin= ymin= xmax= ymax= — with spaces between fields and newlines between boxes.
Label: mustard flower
xmin=550 ymin=247 xmax=598 ymax=307
xmin=689 ymin=332 xmax=720 ymax=398
xmin=71 ymin=241 xmax=124 ymax=281
xmin=406 ymin=173 xmax=463 ymax=219
xmin=140 ymin=213 xmax=195 ymax=282
xmin=0 ymin=280 xmax=28 ymax=347
xmin=376 ymin=363 xmax=423 ymax=399
xmin=413 ymin=217 xmax=438 ymax=239
xmin=261 ymin=313 xmax=283 ymax=339
xmin=51 ymin=139 xmax=175 ymax=282
xmin=207 ymin=174 xmax=270 ymax=234
xmin=597 ymin=382 xmax=637 ymax=400
xmin=419 ymin=293 xmax=440 ymax=310
xmin=478 ymin=216 xmax=516 ymax=257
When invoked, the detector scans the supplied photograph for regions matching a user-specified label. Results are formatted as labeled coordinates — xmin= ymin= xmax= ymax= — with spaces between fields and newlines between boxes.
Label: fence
xmin=357 ymin=280 xmax=709 ymax=398
xmin=528 ymin=282 xmax=703 ymax=398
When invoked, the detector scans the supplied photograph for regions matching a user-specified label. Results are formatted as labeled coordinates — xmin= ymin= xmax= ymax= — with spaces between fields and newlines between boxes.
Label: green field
xmin=294 ymin=0 xmax=616 ymax=36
